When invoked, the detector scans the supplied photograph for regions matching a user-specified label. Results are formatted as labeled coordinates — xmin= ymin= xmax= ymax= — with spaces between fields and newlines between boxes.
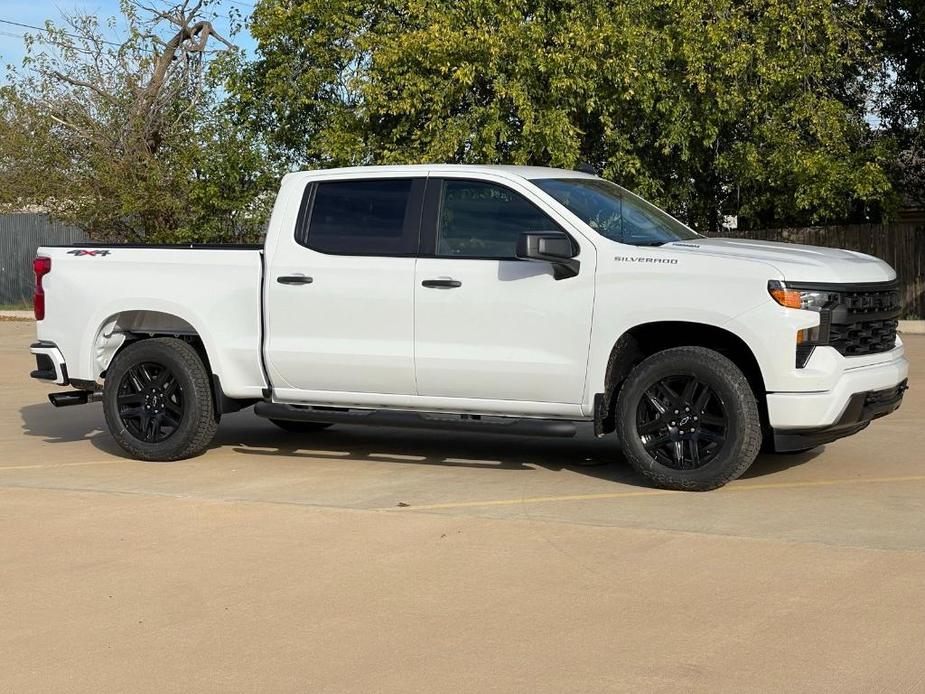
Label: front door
xmin=413 ymin=177 xmax=595 ymax=406
xmin=264 ymin=176 xmax=424 ymax=402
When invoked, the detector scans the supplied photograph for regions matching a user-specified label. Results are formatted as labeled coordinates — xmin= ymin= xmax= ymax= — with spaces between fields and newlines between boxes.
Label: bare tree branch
xmin=49 ymin=71 xmax=117 ymax=103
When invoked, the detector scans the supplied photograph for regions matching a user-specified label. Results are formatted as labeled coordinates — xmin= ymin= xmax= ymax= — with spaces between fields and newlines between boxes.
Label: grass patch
xmin=0 ymin=302 xmax=32 ymax=311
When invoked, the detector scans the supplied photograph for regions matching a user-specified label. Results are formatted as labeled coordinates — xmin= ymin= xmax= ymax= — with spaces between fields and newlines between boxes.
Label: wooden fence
xmin=709 ymin=223 xmax=925 ymax=318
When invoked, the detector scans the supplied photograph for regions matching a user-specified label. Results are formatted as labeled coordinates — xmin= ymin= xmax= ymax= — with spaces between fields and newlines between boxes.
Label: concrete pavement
xmin=1 ymin=320 xmax=923 ymax=693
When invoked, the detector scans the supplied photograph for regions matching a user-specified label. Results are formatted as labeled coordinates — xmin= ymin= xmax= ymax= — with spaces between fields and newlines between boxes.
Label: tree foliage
xmin=0 ymin=1 xmax=279 ymax=242
xmin=229 ymin=0 xmax=895 ymax=230
xmin=876 ymin=0 xmax=925 ymax=206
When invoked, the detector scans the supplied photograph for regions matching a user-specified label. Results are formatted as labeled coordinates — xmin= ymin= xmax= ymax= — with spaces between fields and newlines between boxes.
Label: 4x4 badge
xmin=67 ymin=249 xmax=111 ymax=256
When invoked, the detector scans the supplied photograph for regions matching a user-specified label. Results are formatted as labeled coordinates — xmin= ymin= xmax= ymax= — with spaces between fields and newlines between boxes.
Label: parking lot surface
xmin=2 ymin=320 xmax=924 ymax=693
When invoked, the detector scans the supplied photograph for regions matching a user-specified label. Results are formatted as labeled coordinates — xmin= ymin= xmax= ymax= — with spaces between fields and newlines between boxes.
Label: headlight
xmin=767 ymin=280 xmax=835 ymax=311
xmin=768 ymin=280 xmax=839 ymax=368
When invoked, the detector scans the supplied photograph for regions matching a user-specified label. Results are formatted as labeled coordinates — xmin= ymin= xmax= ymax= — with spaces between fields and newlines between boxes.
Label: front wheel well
xmin=601 ymin=321 xmax=767 ymax=433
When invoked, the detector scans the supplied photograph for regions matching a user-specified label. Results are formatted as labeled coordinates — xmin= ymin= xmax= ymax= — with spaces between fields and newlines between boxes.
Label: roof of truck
xmin=286 ymin=164 xmax=597 ymax=182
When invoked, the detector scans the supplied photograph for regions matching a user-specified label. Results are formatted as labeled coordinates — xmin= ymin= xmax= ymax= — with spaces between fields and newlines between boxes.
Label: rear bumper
xmin=30 ymin=341 xmax=69 ymax=385
xmin=771 ymin=379 xmax=907 ymax=452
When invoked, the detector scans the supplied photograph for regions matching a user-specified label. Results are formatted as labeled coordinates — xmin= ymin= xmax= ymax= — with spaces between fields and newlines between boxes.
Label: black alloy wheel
xmin=636 ymin=375 xmax=728 ymax=470
xmin=614 ymin=346 xmax=762 ymax=491
xmin=117 ymin=362 xmax=184 ymax=443
xmin=103 ymin=337 xmax=218 ymax=461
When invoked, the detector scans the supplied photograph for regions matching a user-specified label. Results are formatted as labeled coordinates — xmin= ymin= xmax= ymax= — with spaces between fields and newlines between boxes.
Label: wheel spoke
xmin=655 ymin=381 xmax=681 ymax=407
xmin=644 ymin=390 xmax=667 ymax=415
xmin=153 ymin=367 xmax=170 ymax=388
xmin=127 ymin=367 xmax=145 ymax=392
xmin=137 ymin=364 xmax=156 ymax=387
xmin=700 ymin=413 xmax=725 ymax=427
xmin=162 ymin=374 xmax=178 ymax=397
xmin=693 ymin=385 xmax=712 ymax=413
xmin=672 ymin=440 xmax=684 ymax=465
xmin=689 ymin=439 xmax=701 ymax=467
xmin=642 ymin=432 xmax=670 ymax=450
xmin=681 ymin=377 xmax=699 ymax=404
xmin=638 ymin=417 xmax=665 ymax=435
xmin=118 ymin=392 xmax=144 ymax=405
xmin=699 ymin=429 xmax=725 ymax=444
xmin=120 ymin=405 xmax=144 ymax=419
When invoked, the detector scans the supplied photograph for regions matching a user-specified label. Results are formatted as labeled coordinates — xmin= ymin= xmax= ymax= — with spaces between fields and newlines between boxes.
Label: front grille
xmin=841 ymin=288 xmax=903 ymax=316
xmin=828 ymin=318 xmax=899 ymax=356
xmin=826 ymin=282 xmax=901 ymax=357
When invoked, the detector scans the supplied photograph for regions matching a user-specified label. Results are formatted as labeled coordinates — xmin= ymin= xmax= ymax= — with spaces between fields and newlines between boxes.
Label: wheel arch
xmin=92 ymin=309 xmax=208 ymax=374
xmin=599 ymin=321 xmax=767 ymax=434
xmin=92 ymin=308 xmax=256 ymax=416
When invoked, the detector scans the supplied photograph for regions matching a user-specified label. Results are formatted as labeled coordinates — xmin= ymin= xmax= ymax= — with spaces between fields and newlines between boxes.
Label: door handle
xmin=277 ymin=275 xmax=313 ymax=285
xmin=421 ymin=279 xmax=462 ymax=289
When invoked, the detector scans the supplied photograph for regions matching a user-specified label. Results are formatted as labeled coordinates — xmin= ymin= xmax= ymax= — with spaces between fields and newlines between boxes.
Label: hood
xmin=663 ymin=238 xmax=896 ymax=284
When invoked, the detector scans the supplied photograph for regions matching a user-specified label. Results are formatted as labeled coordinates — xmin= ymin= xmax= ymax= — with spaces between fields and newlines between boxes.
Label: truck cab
xmin=30 ymin=165 xmax=909 ymax=490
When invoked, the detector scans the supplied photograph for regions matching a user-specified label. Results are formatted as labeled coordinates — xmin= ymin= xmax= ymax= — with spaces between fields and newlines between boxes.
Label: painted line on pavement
xmin=374 ymin=474 xmax=925 ymax=511
xmin=0 ymin=460 xmax=124 ymax=471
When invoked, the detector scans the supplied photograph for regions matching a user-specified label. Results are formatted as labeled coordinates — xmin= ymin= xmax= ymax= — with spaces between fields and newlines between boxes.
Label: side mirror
xmin=515 ymin=231 xmax=580 ymax=280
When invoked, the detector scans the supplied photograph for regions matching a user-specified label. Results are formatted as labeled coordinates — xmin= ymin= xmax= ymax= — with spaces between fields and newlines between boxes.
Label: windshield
xmin=533 ymin=178 xmax=700 ymax=246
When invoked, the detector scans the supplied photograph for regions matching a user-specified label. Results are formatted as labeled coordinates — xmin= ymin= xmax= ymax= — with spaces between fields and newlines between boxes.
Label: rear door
xmin=264 ymin=175 xmax=424 ymax=402
xmin=413 ymin=176 xmax=596 ymax=407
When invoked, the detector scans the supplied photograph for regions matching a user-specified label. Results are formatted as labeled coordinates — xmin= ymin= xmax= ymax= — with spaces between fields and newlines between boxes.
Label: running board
xmin=254 ymin=402 xmax=577 ymax=438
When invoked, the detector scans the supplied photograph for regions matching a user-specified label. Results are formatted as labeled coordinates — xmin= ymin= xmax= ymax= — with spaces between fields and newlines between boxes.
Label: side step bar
xmin=49 ymin=390 xmax=103 ymax=407
xmin=254 ymin=402 xmax=577 ymax=438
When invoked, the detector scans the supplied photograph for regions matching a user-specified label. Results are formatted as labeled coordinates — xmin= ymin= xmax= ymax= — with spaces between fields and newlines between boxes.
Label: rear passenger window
xmin=301 ymin=179 xmax=418 ymax=255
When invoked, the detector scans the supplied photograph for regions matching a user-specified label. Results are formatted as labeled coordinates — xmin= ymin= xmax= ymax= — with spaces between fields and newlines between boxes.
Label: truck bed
xmin=35 ymin=245 xmax=267 ymax=399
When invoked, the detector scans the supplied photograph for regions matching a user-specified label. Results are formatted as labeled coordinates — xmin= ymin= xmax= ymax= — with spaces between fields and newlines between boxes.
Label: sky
xmin=0 ymin=0 xmax=257 ymax=77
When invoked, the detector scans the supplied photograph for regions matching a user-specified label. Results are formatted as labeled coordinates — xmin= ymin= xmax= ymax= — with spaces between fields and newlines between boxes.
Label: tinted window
xmin=303 ymin=179 xmax=417 ymax=255
xmin=436 ymin=180 xmax=560 ymax=258
xmin=534 ymin=178 xmax=699 ymax=246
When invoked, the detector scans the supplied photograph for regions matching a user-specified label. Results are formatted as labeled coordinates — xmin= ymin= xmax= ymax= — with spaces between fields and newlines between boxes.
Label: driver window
xmin=436 ymin=180 xmax=560 ymax=258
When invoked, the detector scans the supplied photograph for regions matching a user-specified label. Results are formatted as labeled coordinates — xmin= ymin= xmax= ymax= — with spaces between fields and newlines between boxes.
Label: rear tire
xmin=103 ymin=338 xmax=218 ymax=461
xmin=614 ymin=346 xmax=762 ymax=491
xmin=269 ymin=419 xmax=333 ymax=434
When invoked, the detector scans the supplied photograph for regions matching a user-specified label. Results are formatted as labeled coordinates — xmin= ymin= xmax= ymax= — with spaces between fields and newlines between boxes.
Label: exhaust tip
xmin=48 ymin=391 xmax=94 ymax=407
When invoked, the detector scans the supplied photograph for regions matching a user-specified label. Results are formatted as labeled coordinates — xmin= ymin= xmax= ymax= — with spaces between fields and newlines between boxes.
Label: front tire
xmin=614 ymin=346 xmax=762 ymax=491
xmin=103 ymin=338 xmax=219 ymax=461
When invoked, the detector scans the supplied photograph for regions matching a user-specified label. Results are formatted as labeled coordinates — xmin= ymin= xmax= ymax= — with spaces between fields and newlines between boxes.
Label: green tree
xmin=230 ymin=0 xmax=894 ymax=230
xmin=0 ymin=1 xmax=279 ymax=242
xmin=876 ymin=0 xmax=925 ymax=207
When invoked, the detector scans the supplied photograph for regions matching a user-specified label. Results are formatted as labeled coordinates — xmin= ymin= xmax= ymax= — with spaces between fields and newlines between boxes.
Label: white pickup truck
xmin=29 ymin=165 xmax=908 ymax=490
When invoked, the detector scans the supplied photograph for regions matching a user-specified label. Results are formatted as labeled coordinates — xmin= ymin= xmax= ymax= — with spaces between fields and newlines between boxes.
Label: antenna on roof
xmin=574 ymin=161 xmax=597 ymax=175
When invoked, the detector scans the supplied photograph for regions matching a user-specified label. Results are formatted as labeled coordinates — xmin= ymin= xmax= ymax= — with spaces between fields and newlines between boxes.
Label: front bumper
xmin=766 ymin=350 xmax=908 ymax=429
xmin=772 ymin=380 xmax=907 ymax=452
xmin=30 ymin=341 xmax=69 ymax=385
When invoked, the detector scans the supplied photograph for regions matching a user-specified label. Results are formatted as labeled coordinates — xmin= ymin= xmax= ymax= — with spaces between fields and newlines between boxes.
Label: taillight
xmin=33 ymin=256 xmax=51 ymax=320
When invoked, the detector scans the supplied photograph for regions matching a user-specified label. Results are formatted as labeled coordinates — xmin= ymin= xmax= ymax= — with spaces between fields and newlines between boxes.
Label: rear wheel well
xmin=601 ymin=321 xmax=767 ymax=433
xmin=97 ymin=311 xmax=210 ymax=377
xmin=95 ymin=311 xmax=242 ymax=417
